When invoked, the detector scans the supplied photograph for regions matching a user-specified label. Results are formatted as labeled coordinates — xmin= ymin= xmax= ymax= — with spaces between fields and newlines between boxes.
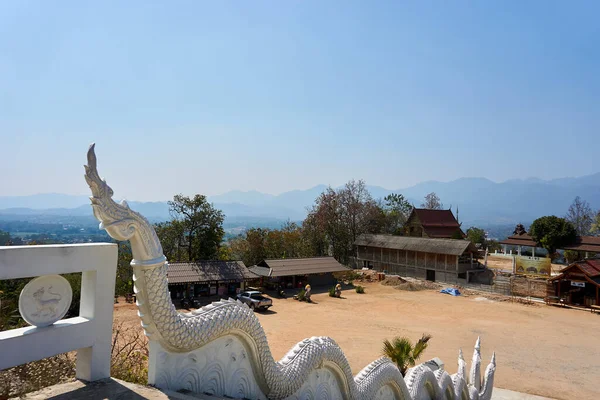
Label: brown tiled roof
xmin=250 ymin=257 xmax=349 ymax=278
xmin=550 ymin=258 xmax=600 ymax=285
xmin=167 ymin=261 xmax=258 ymax=284
xmin=498 ymin=233 xmax=537 ymax=247
xmin=412 ymin=209 xmax=460 ymax=227
xmin=355 ymin=234 xmax=478 ymax=256
xmin=500 ymin=234 xmax=600 ymax=252
xmin=563 ymin=236 xmax=600 ymax=252
xmin=423 ymin=227 xmax=463 ymax=238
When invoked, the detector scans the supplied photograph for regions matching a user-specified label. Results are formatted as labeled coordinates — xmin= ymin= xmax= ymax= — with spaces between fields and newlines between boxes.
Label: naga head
xmin=84 ymin=144 xmax=163 ymax=261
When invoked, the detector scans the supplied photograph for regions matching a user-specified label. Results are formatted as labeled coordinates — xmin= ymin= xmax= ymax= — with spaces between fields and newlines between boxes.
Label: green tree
xmin=530 ymin=216 xmax=577 ymax=257
xmin=466 ymin=227 xmax=486 ymax=247
xmin=155 ymin=220 xmax=186 ymax=261
xmin=590 ymin=211 xmax=600 ymax=236
xmin=0 ymin=230 xmax=10 ymax=245
xmin=382 ymin=334 xmax=432 ymax=375
xmin=382 ymin=193 xmax=413 ymax=235
xmin=565 ymin=196 xmax=594 ymax=235
xmin=114 ymin=242 xmax=133 ymax=296
xmin=563 ymin=249 xmax=581 ymax=264
xmin=420 ymin=192 xmax=443 ymax=210
xmin=165 ymin=194 xmax=225 ymax=261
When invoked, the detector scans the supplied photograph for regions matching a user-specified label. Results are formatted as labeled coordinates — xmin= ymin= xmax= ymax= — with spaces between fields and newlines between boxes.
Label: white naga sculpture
xmin=84 ymin=144 xmax=496 ymax=400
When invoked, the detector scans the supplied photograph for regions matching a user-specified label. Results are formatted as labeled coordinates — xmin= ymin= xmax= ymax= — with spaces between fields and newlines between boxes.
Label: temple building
xmin=404 ymin=208 xmax=464 ymax=239
xmin=499 ymin=224 xmax=600 ymax=257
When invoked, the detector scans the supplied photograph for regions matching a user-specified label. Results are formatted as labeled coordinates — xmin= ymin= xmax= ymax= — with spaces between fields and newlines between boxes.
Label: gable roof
xmin=249 ymin=257 xmax=349 ymax=277
xmin=167 ymin=261 xmax=258 ymax=284
xmin=407 ymin=208 xmax=464 ymax=238
xmin=550 ymin=258 xmax=600 ymax=285
xmin=410 ymin=208 xmax=461 ymax=228
xmin=355 ymin=234 xmax=478 ymax=256
xmin=498 ymin=232 xmax=537 ymax=247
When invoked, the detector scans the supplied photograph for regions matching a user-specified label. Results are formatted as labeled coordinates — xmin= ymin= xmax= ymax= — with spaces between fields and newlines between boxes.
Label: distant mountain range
xmin=1 ymin=173 xmax=600 ymax=228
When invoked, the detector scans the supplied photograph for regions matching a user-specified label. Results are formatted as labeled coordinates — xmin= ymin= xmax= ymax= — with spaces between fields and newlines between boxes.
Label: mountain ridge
xmin=1 ymin=173 xmax=599 ymax=227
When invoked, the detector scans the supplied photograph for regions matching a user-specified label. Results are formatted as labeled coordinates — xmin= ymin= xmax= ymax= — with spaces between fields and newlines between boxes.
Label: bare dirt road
xmin=114 ymin=282 xmax=600 ymax=400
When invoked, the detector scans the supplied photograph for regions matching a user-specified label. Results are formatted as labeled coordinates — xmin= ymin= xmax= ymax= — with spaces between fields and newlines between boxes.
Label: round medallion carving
xmin=19 ymin=275 xmax=73 ymax=327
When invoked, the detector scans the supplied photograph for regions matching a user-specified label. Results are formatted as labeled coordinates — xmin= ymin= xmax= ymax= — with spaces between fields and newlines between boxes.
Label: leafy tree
xmin=229 ymin=222 xmax=312 ymax=267
xmin=420 ymin=192 xmax=443 ymax=210
xmin=382 ymin=193 xmax=413 ymax=235
xmin=565 ymin=196 xmax=594 ymax=235
xmin=466 ymin=227 xmax=486 ymax=247
xmin=114 ymin=242 xmax=133 ymax=296
xmin=563 ymin=249 xmax=581 ymax=264
xmin=382 ymin=334 xmax=432 ymax=375
xmin=155 ymin=220 xmax=186 ymax=262
xmin=162 ymin=194 xmax=225 ymax=261
xmin=529 ymin=216 xmax=577 ymax=256
xmin=590 ymin=211 xmax=600 ymax=236
xmin=0 ymin=230 xmax=10 ymax=245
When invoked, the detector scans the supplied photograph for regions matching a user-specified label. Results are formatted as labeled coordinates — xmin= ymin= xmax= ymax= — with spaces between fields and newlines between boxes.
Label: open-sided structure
xmin=249 ymin=257 xmax=350 ymax=288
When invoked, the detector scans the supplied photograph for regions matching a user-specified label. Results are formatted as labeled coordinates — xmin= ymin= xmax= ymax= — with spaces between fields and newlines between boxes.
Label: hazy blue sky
xmin=1 ymin=1 xmax=598 ymax=200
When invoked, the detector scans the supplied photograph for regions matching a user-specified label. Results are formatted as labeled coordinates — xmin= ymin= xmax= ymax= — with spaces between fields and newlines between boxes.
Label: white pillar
xmin=518 ymin=246 xmax=522 ymax=256
xmin=532 ymin=247 xmax=536 ymax=258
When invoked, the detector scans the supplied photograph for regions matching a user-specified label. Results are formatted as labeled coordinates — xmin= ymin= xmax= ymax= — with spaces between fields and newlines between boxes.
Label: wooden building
xmin=549 ymin=259 xmax=600 ymax=307
xmin=404 ymin=208 xmax=464 ymax=239
xmin=249 ymin=257 xmax=350 ymax=288
xmin=354 ymin=234 xmax=487 ymax=284
xmin=167 ymin=261 xmax=258 ymax=300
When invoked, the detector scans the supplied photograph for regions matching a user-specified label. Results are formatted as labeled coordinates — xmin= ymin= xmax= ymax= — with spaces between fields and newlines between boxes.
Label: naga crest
xmin=84 ymin=143 xmax=163 ymax=261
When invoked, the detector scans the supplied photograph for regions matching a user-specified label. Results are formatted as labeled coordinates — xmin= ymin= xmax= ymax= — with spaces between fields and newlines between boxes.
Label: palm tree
xmin=382 ymin=334 xmax=432 ymax=375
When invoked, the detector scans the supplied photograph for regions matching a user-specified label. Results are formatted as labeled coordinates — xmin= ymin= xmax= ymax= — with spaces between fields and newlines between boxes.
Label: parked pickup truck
xmin=237 ymin=291 xmax=273 ymax=311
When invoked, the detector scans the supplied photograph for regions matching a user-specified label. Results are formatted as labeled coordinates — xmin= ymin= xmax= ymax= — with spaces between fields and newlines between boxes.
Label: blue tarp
xmin=440 ymin=288 xmax=461 ymax=296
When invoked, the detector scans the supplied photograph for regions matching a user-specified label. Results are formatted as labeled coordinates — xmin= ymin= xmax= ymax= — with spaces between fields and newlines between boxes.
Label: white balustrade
xmin=0 ymin=243 xmax=117 ymax=381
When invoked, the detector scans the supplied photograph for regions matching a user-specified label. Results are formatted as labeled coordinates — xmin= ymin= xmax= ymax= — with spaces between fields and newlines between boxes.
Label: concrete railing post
xmin=0 ymin=243 xmax=117 ymax=381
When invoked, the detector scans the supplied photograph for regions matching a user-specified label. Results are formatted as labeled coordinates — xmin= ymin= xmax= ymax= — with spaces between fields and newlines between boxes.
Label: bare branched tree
xmin=565 ymin=196 xmax=593 ymax=236
xmin=420 ymin=192 xmax=443 ymax=210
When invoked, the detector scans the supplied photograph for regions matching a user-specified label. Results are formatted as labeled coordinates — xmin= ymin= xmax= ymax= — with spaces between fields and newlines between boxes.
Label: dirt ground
xmin=113 ymin=282 xmax=600 ymax=400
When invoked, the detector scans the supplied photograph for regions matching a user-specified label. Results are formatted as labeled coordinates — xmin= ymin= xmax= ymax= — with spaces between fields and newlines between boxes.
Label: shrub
xmin=110 ymin=322 xmax=149 ymax=385
xmin=328 ymin=286 xmax=336 ymax=297
xmin=297 ymin=289 xmax=306 ymax=301
xmin=355 ymin=285 xmax=365 ymax=294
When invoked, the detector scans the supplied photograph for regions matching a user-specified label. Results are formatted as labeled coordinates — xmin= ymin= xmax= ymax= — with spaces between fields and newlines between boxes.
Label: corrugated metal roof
xmin=248 ymin=265 xmax=271 ymax=277
xmin=355 ymin=234 xmax=476 ymax=256
xmin=253 ymin=257 xmax=350 ymax=277
xmin=167 ymin=261 xmax=258 ymax=284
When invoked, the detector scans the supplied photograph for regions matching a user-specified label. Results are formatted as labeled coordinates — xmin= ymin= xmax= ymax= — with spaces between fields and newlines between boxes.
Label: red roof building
xmin=404 ymin=208 xmax=464 ymax=239
xmin=549 ymin=258 xmax=600 ymax=307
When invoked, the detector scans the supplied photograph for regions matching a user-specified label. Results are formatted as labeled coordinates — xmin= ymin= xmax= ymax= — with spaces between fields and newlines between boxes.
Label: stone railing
xmin=0 ymin=243 xmax=117 ymax=381
xmin=82 ymin=143 xmax=497 ymax=400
